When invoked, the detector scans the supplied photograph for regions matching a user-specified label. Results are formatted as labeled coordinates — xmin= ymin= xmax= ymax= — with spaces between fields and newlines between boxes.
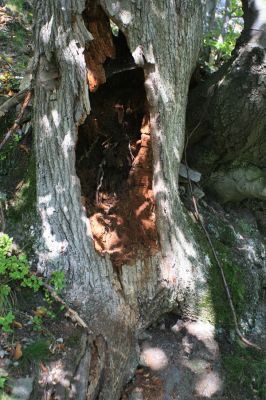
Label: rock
xmin=171 ymin=319 xmax=184 ymax=333
xmin=193 ymin=186 xmax=205 ymax=200
xmin=129 ymin=388 xmax=144 ymax=400
xmin=138 ymin=331 xmax=152 ymax=341
xmin=179 ymin=163 xmax=201 ymax=182
xmin=0 ymin=367 xmax=8 ymax=377
xmin=20 ymin=70 xmax=32 ymax=91
xmin=0 ymin=349 xmax=8 ymax=358
xmin=11 ymin=377 xmax=33 ymax=400
xmin=206 ymin=166 xmax=266 ymax=203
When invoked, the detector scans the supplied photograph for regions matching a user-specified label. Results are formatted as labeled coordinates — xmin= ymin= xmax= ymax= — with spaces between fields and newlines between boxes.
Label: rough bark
xmin=186 ymin=0 xmax=266 ymax=202
xmin=33 ymin=1 xmax=208 ymax=398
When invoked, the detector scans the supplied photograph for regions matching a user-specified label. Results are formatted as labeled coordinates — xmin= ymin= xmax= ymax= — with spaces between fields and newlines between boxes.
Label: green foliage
xmin=0 ymin=377 xmax=7 ymax=390
xmin=32 ymin=315 xmax=43 ymax=331
xmin=5 ymin=0 xmax=25 ymax=14
xmin=0 ymin=1 xmax=32 ymax=95
xmin=0 ymin=235 xmax=66 ymax=333
xmin=0 ymin=311 xmax=14 ymax=333
xmin=5 ymin=0 xmax=33 ymax=23
xmin=0 ymin=233 xmax=43 ymax=333
xmin=223 ymin=344 xmax=266 ymax=398
xmin=22 ymin=339 xmax=50 ymax=364
xmin=49 ymin=271 xmax=65 ymax=293
xmin=204 ymin=25 xmax=240 ymax=63
xmin=0 ymin=235 xmax=12 ymax=256
xmin=203 ymin=0 xmax=243 ymax=71
xmin=208 ymin=242 xmax=246 ymax=327
xmin=110 ymin=20 xmax=119 ymax=36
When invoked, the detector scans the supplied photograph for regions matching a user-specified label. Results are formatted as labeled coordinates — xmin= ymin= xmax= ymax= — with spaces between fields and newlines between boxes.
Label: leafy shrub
xmin=0 ymin=233 xmax=65 ymax=333
xmin=0 ymin=233 xmax=42 ymax=332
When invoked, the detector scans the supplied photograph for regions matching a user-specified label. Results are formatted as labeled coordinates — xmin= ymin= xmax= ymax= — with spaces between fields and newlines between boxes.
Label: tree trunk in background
xmin=186 ymin=0 xmax=266 ymax=203
xmin=204 ymin=0 xmax=218 ymax=33
xmin=33 ymin=1 xmax=207 ymax=398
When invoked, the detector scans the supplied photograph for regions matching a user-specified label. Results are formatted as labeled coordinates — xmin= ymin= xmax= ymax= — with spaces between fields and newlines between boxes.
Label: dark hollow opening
xmin=76 ymin=28 xmax=158 ymax=267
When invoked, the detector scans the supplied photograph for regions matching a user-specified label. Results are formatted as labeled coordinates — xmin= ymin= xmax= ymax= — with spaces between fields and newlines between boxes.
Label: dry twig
xmin=42 ymin=281 xmax=92 ymax=333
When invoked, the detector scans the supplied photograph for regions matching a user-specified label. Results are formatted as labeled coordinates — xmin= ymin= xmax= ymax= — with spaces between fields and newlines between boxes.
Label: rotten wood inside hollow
xmin=76 ymin=29 xmax=158 ymax=267
xmin=83 ymin=5 xmax=116 ymax=92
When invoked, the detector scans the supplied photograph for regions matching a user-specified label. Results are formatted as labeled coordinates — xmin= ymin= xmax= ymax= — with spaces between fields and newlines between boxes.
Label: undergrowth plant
xmin=0 ymin=233 xmax=65 ymax=333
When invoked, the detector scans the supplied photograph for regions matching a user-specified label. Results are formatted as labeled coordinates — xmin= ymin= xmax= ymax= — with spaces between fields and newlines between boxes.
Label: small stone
xmin=159 ymin=323 xmax=166 ymax=331
xmin=171 ymin=320 xmax=184 ymax=334
xmin=193 ymin=187 xmax=205 ymax=200
xmin=129 ymin=387 xmax=144 ymax=400
xmin=13 ymin=361 xmax=19 ymax=367
xmin=56 ymin=338 xmax=63 ymax=343
xmin=4 ymin=358 xmax=11 ymax=367
xmin=11 ymin=377 xmax=33 ymax=400
xmin=138 ymin=331 xmax=152 ymax=341
xmin=0 ymin=367 xmax=8 ymax=377
xmin=179 ymin=163 xmax=201 ymax=183
xmin=0 ymin=350 xmax=8 ymax=358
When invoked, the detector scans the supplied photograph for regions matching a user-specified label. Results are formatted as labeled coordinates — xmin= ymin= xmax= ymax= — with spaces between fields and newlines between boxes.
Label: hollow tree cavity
xmin=76 ymin=23 xmax=158 ymax=267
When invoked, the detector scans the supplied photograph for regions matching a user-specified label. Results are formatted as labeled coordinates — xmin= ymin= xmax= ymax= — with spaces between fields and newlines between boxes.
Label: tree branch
xmin=0 ymin=89 xmax=28 ymax=119
xmin=0 ymin=90 xmax=32 ymax=152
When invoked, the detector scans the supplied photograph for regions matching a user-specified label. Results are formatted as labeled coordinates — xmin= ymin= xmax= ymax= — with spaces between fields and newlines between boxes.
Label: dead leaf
xmin=40 ymin=362 xmax=48 ymax=373
xmin=13 ymin=321 xmax=23 ymax=329
xmin=34 ymin=307 xmax=46 ymax=317
xmin=14 ymin=343 xmax=22 ymax=360
xmin=19 ymin=144 xmax=30 ymax=154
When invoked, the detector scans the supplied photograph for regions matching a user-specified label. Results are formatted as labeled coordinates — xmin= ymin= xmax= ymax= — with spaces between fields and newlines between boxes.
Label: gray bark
xmin=186 ymin=0 xmax=266 ymax=203
xmin=33 ymin=1 xmax=207 ymax=398
xmin=204 ymin=0 xmax=218 ymax=33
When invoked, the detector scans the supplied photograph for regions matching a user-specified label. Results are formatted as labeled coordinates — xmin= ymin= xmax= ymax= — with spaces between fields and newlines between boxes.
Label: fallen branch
xmin=0 ymin=89 xmax=28 ymax=119
xmin=0 ymin=90 xmax=32 ymax=152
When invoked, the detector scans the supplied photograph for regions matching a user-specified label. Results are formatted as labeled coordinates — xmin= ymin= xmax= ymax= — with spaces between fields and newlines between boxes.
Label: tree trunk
xmin=33 ymin=1 xmax=207 ymax=398
xmin=186 ymin=0 xmax=266 ymax=203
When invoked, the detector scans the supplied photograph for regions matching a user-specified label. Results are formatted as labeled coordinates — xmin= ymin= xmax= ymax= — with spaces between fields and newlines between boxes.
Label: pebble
xmin=11 ymin=377 xmax=33 ymax=400
xmin=129 ymin=387 xmax=144 ymax=400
